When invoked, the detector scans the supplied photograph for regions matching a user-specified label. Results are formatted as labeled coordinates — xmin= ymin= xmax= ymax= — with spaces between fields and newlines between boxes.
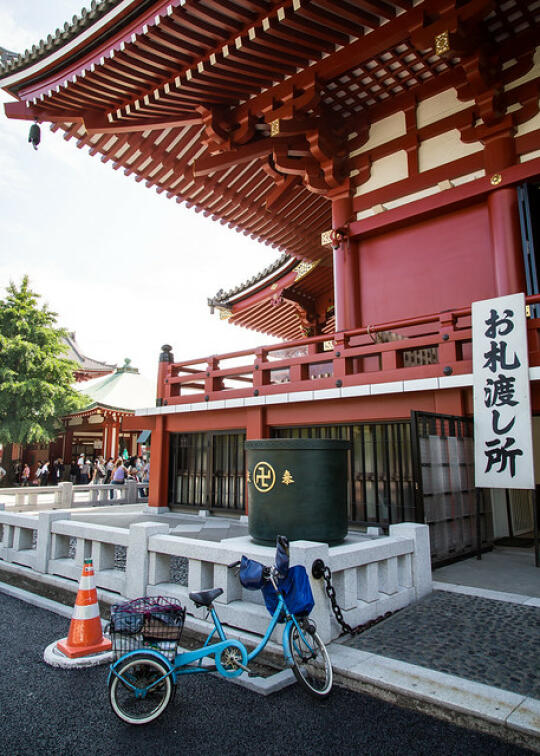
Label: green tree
xmin=0 ymin=276 xmax=86 ymax=446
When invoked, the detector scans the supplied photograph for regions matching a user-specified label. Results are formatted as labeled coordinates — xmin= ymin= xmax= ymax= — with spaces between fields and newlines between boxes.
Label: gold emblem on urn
xmin=253 ymin=461 xmax=276 ymax=492
xmin=281 ymin=470 xmax=295 ymax=486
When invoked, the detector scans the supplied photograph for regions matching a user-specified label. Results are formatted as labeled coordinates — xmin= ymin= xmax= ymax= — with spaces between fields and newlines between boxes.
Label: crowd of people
xmin=9 ymin=454 xmax=150 ymax=489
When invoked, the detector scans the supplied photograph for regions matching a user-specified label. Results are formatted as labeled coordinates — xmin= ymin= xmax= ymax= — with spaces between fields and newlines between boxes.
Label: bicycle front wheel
xmin=109 ymin=654 xmax=173 ymax=725
xmin=288 ymin=623 xmax=333 ymax=698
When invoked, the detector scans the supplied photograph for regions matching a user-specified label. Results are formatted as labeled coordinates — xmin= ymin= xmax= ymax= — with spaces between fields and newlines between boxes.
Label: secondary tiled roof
xmin=63 ymin=332 xmax=116 ymax=373
xmin=74 ymin=359 xmax=155 ymax=412
xmin=208 ymin=253 xmax=293 ymax=308
xmin=0 ymin=1 xmax=124 ymax=76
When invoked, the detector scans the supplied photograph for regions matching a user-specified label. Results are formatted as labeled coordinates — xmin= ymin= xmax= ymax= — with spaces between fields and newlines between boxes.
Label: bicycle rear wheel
xmin=109 ymin=653 xmax=173 ymax=725
xmin=288 ymin=623 xmax=333 ymax=698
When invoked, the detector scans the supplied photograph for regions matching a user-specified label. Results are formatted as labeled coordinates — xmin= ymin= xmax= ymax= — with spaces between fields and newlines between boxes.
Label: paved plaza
xmin=343 ymin=591 xmax=540 ymax=700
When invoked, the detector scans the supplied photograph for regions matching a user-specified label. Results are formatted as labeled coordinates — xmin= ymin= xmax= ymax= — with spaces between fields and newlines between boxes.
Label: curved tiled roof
xmin=63 ymin=333 xmax=116 ymax=373
xmin=0 ymin=1 xmax=124 ymax=76
xmin=208 ymin=253 xmax=293 ymax=309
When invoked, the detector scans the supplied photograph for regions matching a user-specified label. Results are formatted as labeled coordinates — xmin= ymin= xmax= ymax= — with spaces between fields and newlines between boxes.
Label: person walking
xmin=104 ymin=457 xmax=114 ymax=484
xmin=21 ymin=463 xmax=30 ymax=486
xmin=40 ymin=460 xmax=50 ymax=486
xmin=53 ymin=458 xmax=64 ymax=485
xmin=80 ymin=458 xmax=91 ymax=485
xmin=33 ymin=462 xmax=42 ymax=486
xmin=109 ymin=458 xmax=126 ymax=501
xmin=91 ymin=457 xmax=106 ymax=485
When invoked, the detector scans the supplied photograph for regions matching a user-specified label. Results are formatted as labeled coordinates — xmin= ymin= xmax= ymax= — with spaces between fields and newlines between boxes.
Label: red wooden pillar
xmin=148 ymin=414 xmax=170 ymax=509
xmin=109 ymin=419 xmax=120 ymax=460
xmin=103 ymin=419 xmax=112 ymax=459
xmin=331 ymin=189 xmax=361 ymax=331
xmin=63 ymin=428 xmax=73 ymax=461
xmin=488 ymin=188 xmax=526 ymax=297
xmin=484 ymin=127 xmax=526 ymax=297
xmin=246 ymin=406 xmax=267 ymax=440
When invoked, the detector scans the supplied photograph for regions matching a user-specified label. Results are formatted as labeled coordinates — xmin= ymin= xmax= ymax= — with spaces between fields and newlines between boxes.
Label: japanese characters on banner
xmin=472 ymin=293 xmax=535 ymax=489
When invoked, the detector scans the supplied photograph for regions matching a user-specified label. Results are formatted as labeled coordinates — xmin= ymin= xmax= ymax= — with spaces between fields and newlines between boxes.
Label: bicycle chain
xmin=314 ymin=561 xmax=395 ymax=636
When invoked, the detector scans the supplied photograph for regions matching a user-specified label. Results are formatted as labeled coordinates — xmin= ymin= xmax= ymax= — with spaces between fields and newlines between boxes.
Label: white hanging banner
xmin=472 ymin=293 xmax=534 ymax=489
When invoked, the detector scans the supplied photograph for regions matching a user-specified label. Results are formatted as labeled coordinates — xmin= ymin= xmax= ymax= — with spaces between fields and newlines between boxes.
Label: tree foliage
xmin=0 ymin=277 xmax=86 ymax=445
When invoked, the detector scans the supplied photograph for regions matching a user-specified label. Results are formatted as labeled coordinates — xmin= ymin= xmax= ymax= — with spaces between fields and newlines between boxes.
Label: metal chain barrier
xmin=311 ymin=559 xmax=396 ymax=636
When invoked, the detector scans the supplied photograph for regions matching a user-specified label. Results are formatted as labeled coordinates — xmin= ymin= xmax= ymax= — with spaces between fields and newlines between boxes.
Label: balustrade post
xmin=157 ymin=344 xmax=174 ymax=407
xmin=438 ymin=311 xmax=458 ymax=365
xmin=35 ymin=511 xmax=69 ymax=573
xmin=0 ymin=523 xmax=13 ymax=558
xmin=125 ymin=522 xmax=169 ymax=599
xmin=253 ymin=348 xmax=268 ymax=392
xmin=289 ymin=359 xmax=307 ymax=385
xmin=125 ymin=479 xmax=137 ymax=504
xmin=332 ymin=333 xmax=348 ymax=382
xmin=205 ymin=356 xmax=223 ymax=396
xmin=58 ymin=481 xmax=73 ymax=509
xmin=381 ymin=346 xmax=400 ymax=372
xmin=289 ymin=540 xmax=332 ymax=643
xmin=389 ymin=523 xmax=432 ymax=600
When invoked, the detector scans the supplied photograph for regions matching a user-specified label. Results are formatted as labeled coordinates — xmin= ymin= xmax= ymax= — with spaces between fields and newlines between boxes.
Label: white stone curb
xmin=328 ymin=644 xmax=540 ymax=742
xmin=433 ymin=581 xmax=540 ymax=607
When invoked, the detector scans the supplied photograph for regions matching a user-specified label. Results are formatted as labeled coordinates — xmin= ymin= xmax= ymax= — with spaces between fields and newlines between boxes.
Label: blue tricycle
xmin=108 ymin=536 xmax=333 ymax=725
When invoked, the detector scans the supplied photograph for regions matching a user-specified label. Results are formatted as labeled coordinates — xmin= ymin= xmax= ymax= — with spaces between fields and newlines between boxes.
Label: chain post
xmin=312 ymin=559 xmax=395 ymax=636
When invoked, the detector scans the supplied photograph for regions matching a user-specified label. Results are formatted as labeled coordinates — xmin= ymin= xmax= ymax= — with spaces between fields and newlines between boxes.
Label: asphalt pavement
xmin=0 ymin=593 xmax=534 ymax=756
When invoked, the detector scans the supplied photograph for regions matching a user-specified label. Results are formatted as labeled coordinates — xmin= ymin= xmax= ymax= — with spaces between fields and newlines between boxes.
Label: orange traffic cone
xmin=57 ymin=559 xmax=112 ymax=659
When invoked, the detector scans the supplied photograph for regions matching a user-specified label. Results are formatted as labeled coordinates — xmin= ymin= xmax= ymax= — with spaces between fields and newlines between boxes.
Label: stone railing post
xmin=57 ymin=482 xmax=73 ymax=508
xmin=125 ymin=479 xmax=138 ymax=504
xmin=35 ymin=511 xmax=70 ymax=573
xmin=289 ymin=540 xmax=332 ymax=643
xmin=389 ymin=523 xmax=432 ymax=599
xmin=125 ymin=522 xmax=169 ymax=599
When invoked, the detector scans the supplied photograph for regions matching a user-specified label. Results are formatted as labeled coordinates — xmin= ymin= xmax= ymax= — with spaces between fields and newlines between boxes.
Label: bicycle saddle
xmin=188 ymin=587 xmax=223 ymax=607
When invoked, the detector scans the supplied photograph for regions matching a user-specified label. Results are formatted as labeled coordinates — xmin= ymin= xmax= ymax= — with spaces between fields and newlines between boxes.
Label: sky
xmin=0 ymin=1 xmax=280 ymax=383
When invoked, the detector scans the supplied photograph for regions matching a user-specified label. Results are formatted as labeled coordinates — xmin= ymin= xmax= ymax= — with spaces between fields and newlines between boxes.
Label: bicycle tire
xmin=109 ymin=653 xmax=173 ymax=725
xmin=288 ymin=624 xmax=333 ymax=698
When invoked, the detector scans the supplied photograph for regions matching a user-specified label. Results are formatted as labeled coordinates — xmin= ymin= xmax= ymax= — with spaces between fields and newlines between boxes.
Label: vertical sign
xmin=472 ymin=293 xmax=534 ymax=489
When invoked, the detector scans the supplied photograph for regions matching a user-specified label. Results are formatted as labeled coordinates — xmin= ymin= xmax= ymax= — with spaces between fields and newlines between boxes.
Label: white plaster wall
xmin=521 ymin=149 xmax=540 ymax=163
xmin=418 ymin=129 xmax=483 ymax=173
xmin=354 ymin=150 xmax=408 ymax=196
xmin=349 ymin=111 xmax=406 ymax=157
xmin=416 ymin=87 xmax=474 ymax=128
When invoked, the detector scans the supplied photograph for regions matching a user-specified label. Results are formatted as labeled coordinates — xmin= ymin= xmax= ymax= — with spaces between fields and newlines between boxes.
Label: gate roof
xmin=1 ymin=1 xmax=538 ymax=261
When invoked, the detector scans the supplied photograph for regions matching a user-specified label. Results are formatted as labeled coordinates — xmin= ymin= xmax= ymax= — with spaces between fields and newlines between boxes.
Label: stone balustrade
xmin=0 ymin=510 xmax=431 ymax=643
xmin=0 ymin=480 xmax=146 ymax=510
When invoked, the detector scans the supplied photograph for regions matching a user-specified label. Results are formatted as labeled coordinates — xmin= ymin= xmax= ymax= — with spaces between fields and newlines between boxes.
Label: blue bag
xmin=238 ymin=555 xmax=266 ymax=590
xmin=262 ymin=565 xmax=314 ymax=621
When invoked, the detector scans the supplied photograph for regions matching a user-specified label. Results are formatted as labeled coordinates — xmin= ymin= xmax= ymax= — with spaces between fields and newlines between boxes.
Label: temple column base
xmin=142 ymin=506 xmax=170 ymax=514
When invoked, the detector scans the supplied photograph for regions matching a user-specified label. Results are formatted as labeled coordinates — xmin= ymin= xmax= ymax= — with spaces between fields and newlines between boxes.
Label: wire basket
xmin=110 ymin=596 xmax=185 ymax=661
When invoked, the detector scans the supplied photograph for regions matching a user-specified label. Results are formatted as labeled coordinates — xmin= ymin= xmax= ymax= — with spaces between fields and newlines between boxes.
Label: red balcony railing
xmin=158 ymin=296 xmax=540 ymax=406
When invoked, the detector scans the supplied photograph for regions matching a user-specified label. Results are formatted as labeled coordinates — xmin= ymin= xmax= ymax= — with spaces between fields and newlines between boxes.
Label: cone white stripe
xmin=79 ymin=575 xmax=95 ymax=591
xmin=72 ymin=603 xmax=100 ymax=620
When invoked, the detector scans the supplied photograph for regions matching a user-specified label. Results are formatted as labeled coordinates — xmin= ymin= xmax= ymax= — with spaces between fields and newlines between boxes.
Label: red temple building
xmin=2 ymin=0 xmax=540 ymax=563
